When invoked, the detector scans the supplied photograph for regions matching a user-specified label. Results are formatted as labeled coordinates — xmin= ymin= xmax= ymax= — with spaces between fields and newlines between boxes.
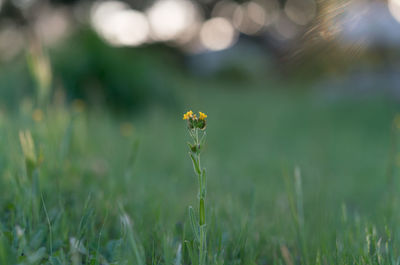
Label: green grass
xmin=1 ymin=81 xmax=400 ymax=264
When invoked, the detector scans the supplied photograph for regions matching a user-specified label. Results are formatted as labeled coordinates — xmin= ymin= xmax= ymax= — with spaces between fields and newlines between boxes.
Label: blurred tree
xmin=51 ymin=29 xmax=181 ymax=111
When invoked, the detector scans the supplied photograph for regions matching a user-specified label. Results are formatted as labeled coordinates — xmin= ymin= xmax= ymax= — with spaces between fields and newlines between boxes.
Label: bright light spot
xmin=91 ymin=1 xmax=149 ymax=46
xmin=200 ymin=17 xmax=237 ymax=51
xmin=284 ymin=0 xmax=316 ymax=26
xmin=147 ymin=0 xmax=201 ymax=41
xmin=247 ymin=2 xmax=266 ymax=25
xmin=389 ymin=0 xmax=400 ymax=23
xmin=91 ymin=0 xmax=128 ymax=24
xmin=105 ymin=10 xmax=149 ymax=46
xmin=233 ymin=2 xmax=266 ymax=35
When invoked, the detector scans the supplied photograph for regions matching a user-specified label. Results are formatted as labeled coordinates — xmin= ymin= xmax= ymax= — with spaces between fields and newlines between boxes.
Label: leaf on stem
xmin=190 ymin=154 xmax=201 ymax=175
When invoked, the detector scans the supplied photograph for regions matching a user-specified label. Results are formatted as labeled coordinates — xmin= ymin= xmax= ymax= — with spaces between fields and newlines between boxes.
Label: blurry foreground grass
xmin=1 ymin=81 xmax=400 ymax=264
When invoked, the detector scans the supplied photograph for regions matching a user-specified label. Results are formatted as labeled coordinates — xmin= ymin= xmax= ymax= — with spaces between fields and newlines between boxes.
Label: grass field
xmin=1 ymin=79 xmax=400 ymax=265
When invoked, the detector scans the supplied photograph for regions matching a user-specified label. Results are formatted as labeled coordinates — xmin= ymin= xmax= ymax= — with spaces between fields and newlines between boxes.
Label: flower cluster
xmin=183 ymin=110 xmax=207 ymax=130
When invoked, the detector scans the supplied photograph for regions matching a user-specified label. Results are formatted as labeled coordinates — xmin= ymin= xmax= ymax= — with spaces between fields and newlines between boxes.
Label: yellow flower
xmin=183 ymin=110 xmax=194 ymax=120
xmin=199 ymin=112 xmax=207 ymax=120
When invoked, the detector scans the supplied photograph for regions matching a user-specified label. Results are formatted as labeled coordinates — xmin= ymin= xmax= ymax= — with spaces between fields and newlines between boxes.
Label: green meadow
xmin=1 ymin=74 xmax=400 ymax=264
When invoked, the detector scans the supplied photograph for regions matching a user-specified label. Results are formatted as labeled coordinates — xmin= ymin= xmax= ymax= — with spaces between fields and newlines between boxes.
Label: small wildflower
xmin=183 ymin=111 xmax=207 ymax=130
xmin=199 ymin=112 xmax=207 ymax=120
xmin=183 ymin=110 xmax=194 ymax=120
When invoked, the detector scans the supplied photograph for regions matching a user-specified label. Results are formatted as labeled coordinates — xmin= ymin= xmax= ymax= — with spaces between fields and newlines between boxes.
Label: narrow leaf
xmin=190 ymin=154 xmax=201 ymax=175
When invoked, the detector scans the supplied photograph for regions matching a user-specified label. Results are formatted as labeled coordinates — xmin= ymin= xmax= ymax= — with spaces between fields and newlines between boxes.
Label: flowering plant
xmin=183 ymin=110 xmax=208 ymax=265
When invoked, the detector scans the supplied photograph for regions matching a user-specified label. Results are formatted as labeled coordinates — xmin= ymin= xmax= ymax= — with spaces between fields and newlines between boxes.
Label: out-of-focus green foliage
xmin=51 ymin=30 xmax=184 ymax=111
xmin=0 ymin=29 xmax=185 ymax=112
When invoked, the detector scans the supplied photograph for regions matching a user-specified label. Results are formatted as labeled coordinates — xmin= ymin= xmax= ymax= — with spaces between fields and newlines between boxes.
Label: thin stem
xmin=189 ymin=128 xmax=207 ymax=265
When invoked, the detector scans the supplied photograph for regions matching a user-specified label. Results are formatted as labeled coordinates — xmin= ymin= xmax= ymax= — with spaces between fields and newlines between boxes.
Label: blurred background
xmin=2 ymin=0 xmax=400 ymax=110
xmin=1 ymin=0 xmax=400 ymax=216
xmin=3 ymin=0 xmax=400 ymax=263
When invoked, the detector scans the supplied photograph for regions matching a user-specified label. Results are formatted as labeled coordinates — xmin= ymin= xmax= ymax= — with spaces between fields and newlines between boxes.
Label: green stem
xmin=189 ymin=128 xmax=207 ymax=265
